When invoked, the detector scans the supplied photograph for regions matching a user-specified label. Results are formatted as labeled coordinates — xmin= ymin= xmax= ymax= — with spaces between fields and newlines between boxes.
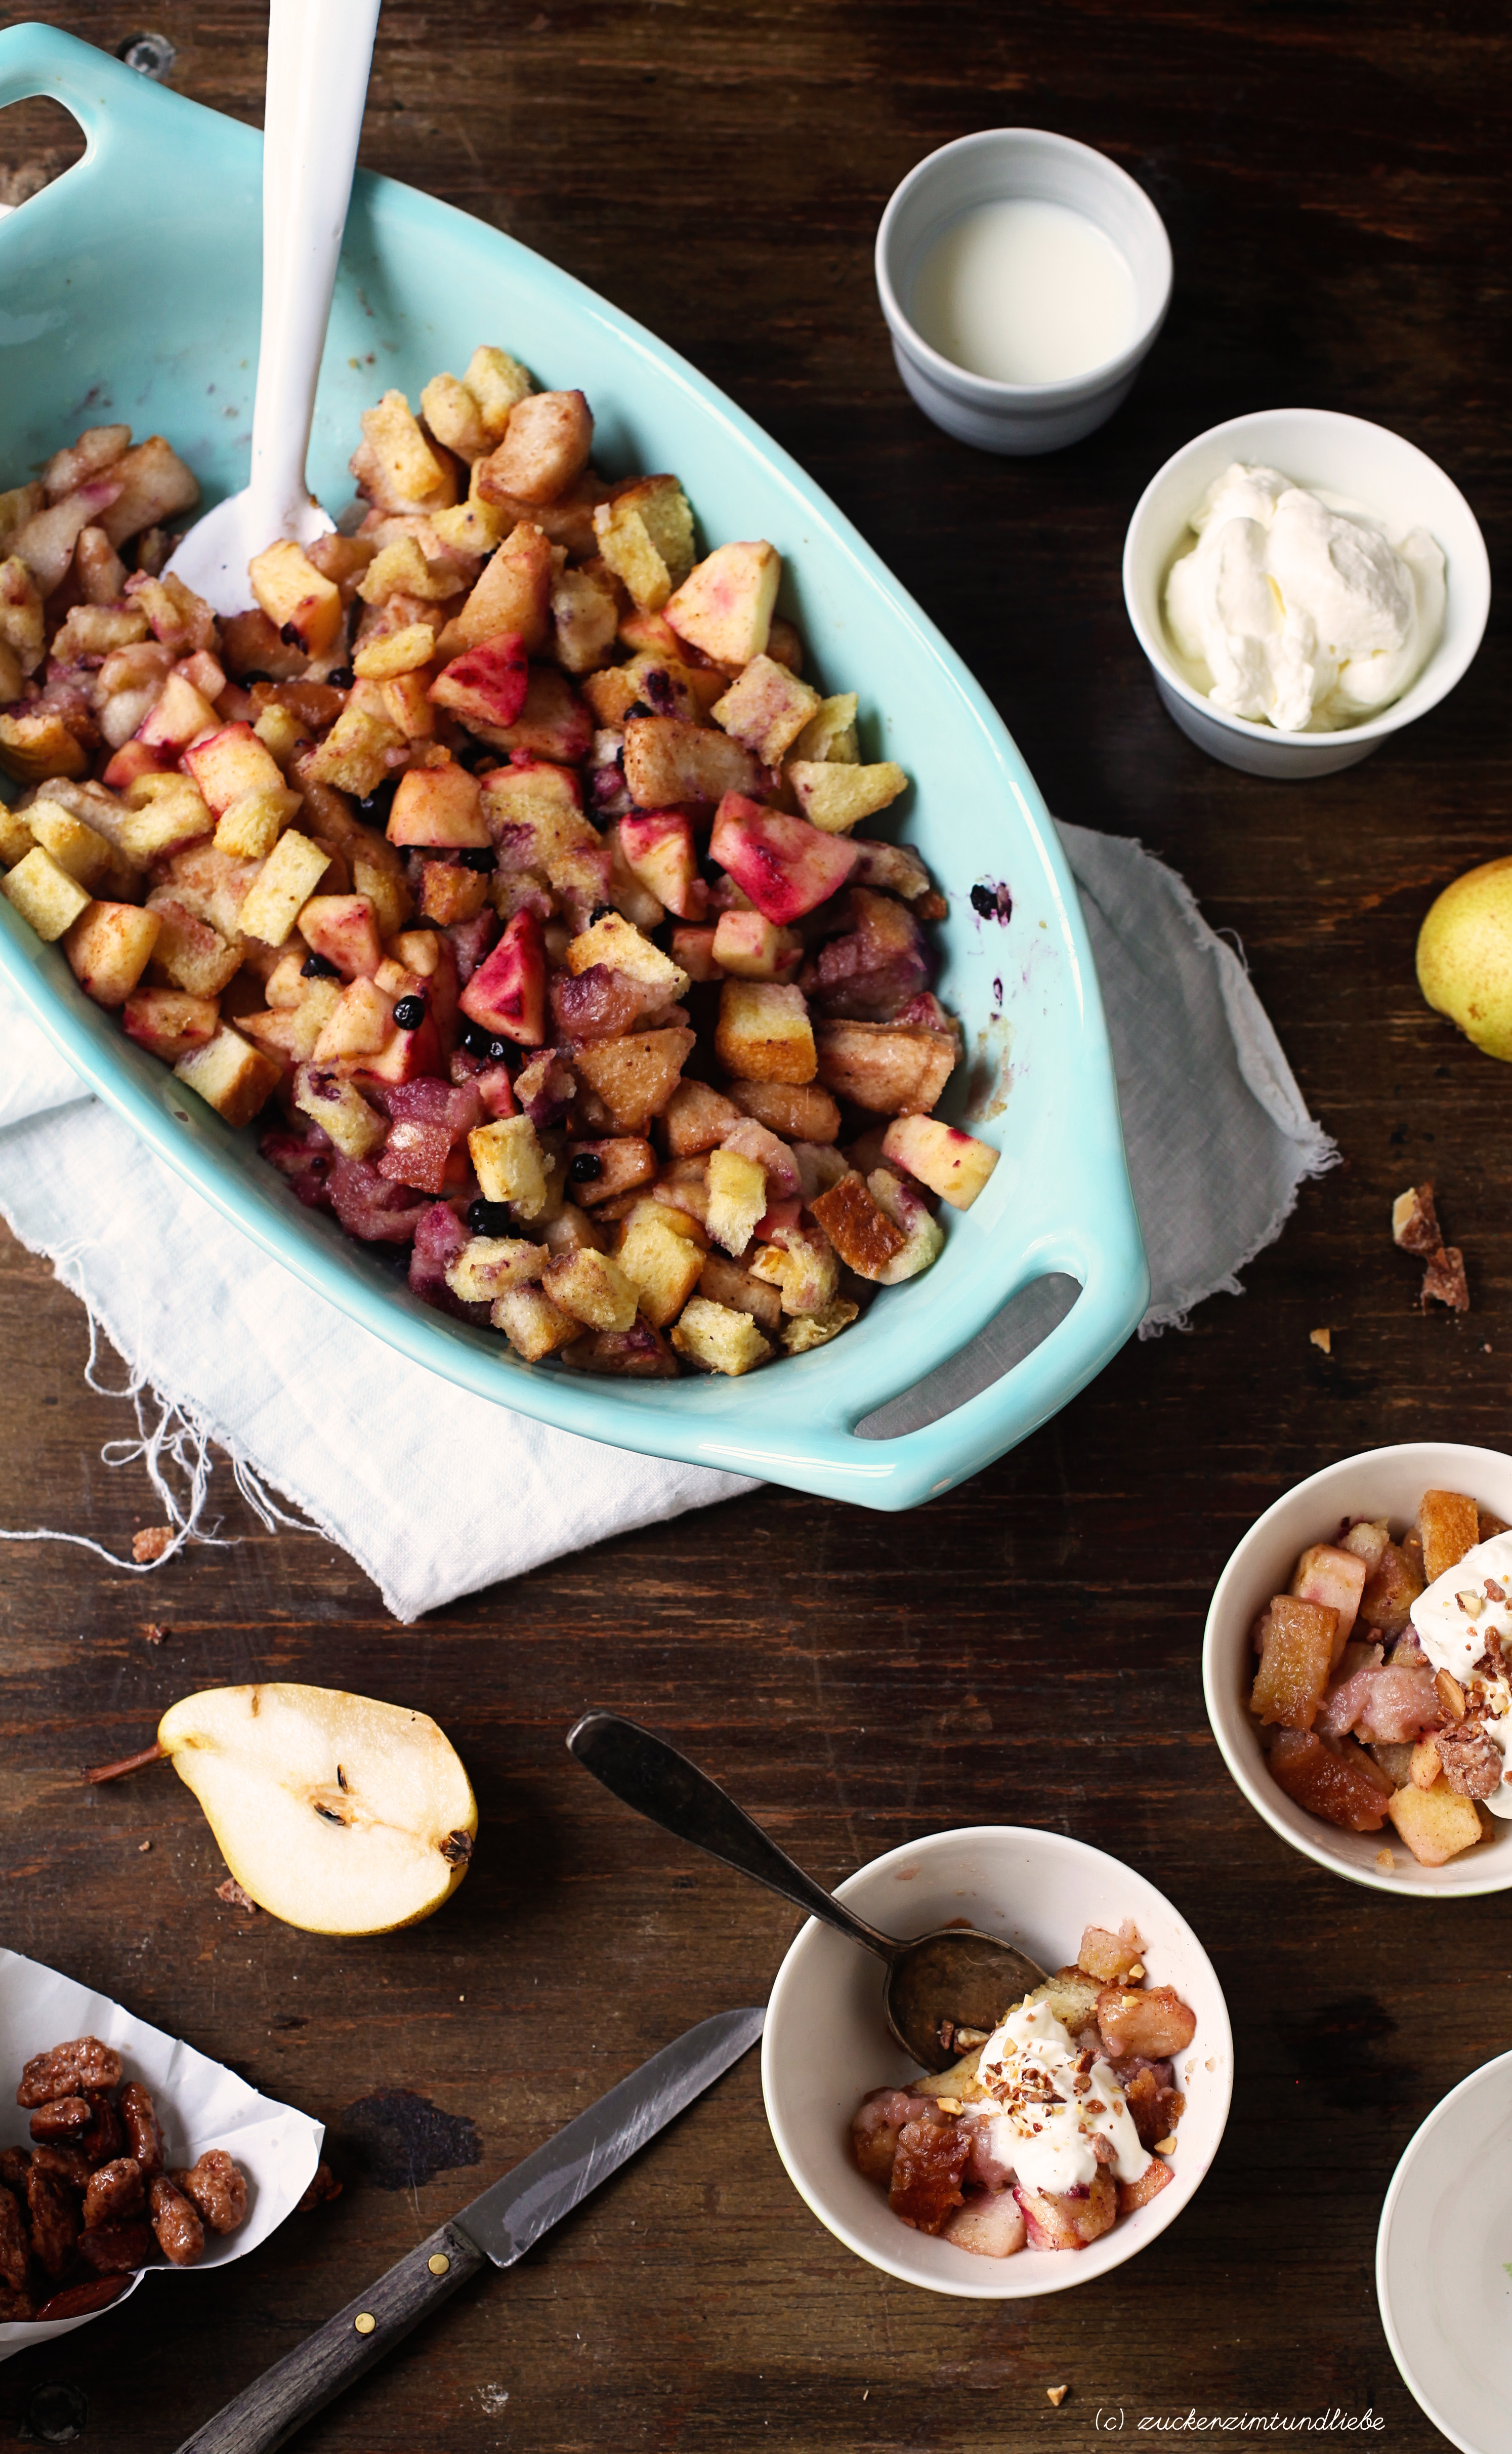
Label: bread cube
xmin=661 ymin=1079 xmax=742 ymax=1157
xmin=491 ymin=1281 xmax=580 ymax=1361
xmin=706 ymin=1147 xmax=768 ymax=1257
xmin=781 ymin=1298 xmax=859 ymax=1354
xmin=592 ymin=475 xmax=695 ymax=610
xmin=62 ymin=899 xmax=161 ymax=1006
xmin=1249 ymin=1594 xmax=1338 ymax=1729
xmin=665 ymin=541 xmax=779 ymax=667
xmin=0 ymin=804 xmax=35 ymax=867
xmin=307 ymin=704 xmax=406 ymax=798
xmin=417 ymin=861 xmax=489 ymax=925
xmin=711 ymin=908 xmax=801 ymax=979
xmin=27 ymin=802 xmax=117 ymax=892
xmin=808 ymin=1173 xmax=906 ymax=1280
xmin=815 ymin=1019 xmax=955 ymax=1116
xmin=144 ymin=896 xmax=242 ymax=997
xmin=444 ymin=1236 xmax=546 ymax=1302
xmin=711 ymin=653 xmax=820 ymax=765
xmin=236 ymin=830 xmax=331 ymax=946
xmin=749 ymin=1225 xmax=839 ymax=1317
xmin=461 ymin=345 xmax=534 ymax=439
xmin=350 ymin=389 xmax=457 ymax=515
xmin=174 ymin=1025 xmax=281 ymax=1127
xmin=788 ymin=759 xmax=907 ymax=833
xmin=715 ymin=981 xmax=817 ymax=1085
xmin=789 ymin=692 xmax=859 ymax=765
xmin=214 ymin=784 xmax=301 ymax=861
xmin=697 ymin=1252 xmax=782 ymax=1334
xmin=622 ymin=716 xmax=759 ymax=810
xmin=1387 ymin=1775 xmax=1485 ymax=1866
xmin=1 ymin=845 xmax=92 ymax=940
xmin=880 ymin=1114 xmax=998 ymax=1210
xmin=0 ymin=710 xmax=89 ymax=786
xmin=551 ymin=563 xmax=620 ymax=675
xmin=1419 ymin=1488 xmax=1481 ymax=1584
xmin=291 ymin=1064 xmax=387 ymax=1159
xmin=121 ymin=987 xmax=219 ymax=1061
xmin=115 ymin=774 xmax=215 ymax=866
xmin=469 ymin=1114 xmax=549 ymax=1218
xmin=353 ymin=622 xmax=438 ymax=682
xmin=670 ymin=1295 xmax=772 ymax=1377
xmin=616 ymin=1208 xmax=706 ymax=1327
xmin=573 ymin=1029 xmax=695 ymax=1133
xmin=419 ymin=372 xmax=492 ymax=463
xmin=565 ymin=910 xmax=689 ymax=1000
xmin=541 ymin=1246 xmax=638 ymax=1333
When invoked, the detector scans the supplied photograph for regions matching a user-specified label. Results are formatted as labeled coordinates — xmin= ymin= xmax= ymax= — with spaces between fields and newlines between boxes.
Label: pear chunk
xmin=157 ymin=1684 xmax=477 ymax=1934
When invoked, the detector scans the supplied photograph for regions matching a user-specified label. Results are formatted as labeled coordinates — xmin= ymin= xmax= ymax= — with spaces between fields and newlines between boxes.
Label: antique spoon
xmin=566 ymin=1710 xmax=1045 ymax=2071
xmin=166 ymin=0 xmax=380 ymax=610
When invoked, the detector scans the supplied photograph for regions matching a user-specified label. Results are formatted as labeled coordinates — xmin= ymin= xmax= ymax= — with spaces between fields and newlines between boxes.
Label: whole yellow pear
xmin=1416 ymin=858 xmax=1512 ymax=1060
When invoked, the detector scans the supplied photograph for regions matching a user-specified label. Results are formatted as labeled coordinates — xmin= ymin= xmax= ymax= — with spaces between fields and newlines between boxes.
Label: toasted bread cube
xmin=243 ymin=984 xmax=341 ymax=1064
xmin=789 ymin=692 xmax=859 ymax=765
xmin=121 ymin=986 xmax=219 ymax=1061
xmin=0 ymin=804 xmax=35 ymax=867
xmin=1 ymin=845 xmax=92 ymax=940
xmin=236 ymin=830 xmax=331 ymax=946
xmin=1249 ymin=1594 xmax=1338 ymax=1730
xmin=174 ymin=1025 xmax=281 ymax=1127
xmin=706 ymin=1147 xmax=769 ymax=1257
xmin=711 ymin=909 xmax=801 ymax=979
xmin=0 ymin=710 xmax=89 ymax=787
xmin=352 ymin=622 xmax=438 ymax=682
xmin=880 ymin=1114 xmax=998 ymax=1210
xmin=28 ymin=802 xmax=119 ymax=893
xmin=788 ymin=759 xmax=908 ymax=833
xmin=214 ymin=784 xmax=302 ymax=860
xmin=592 ymin=476 xmax=695 ymax=610
xmin=810 ymin=1172 xmax=908 ymax=1281
xmin=716 ymin=980 xmax=816 ymax=1085
xmin=116 ymin=773 xmax=215 ymax=866
xmin=291 ymin=1064 xmax=386 ymax=1158
xmin=748 ymin=1225 xmax=839 ymax=1317
xmin=417 ymin=861 xmax=489 ymax=925
xmin=419 ymin=372 xmax=492 ymax=463
xmin=351 ymin=389 xmax=457 ymax=515
xmin=815 ymin=1019 xmax=955 ymax=1117
xmin=464 ymin=345 xmax=534 ymax=438
xmin=491 ymin=1281 xmax=579 ymax=1361
xmin=622 ymin=716 xmax=759 ymax=810
xmin=445 ymin=1236 xmax=547 ymax=1301
xmin=781 ymin=1298 xmax=859 ymax=1354
xmin=666 ymin=541 xmax=779 ymax=667
xmin=573 ymin=1029 xmax=696 ymax=1133
xmin=144 ymin=896 xmax=242 ymax=997
xmin=1387 ymin=1775 xmax=1485 ymax=1866
xmin=670 ymin=1295 xmax=772 ymax=1376
xmin=1419 ymin=1488 xmax=1481 ymax=1584
xmin=62 ymin=899 xmax=161 ymax=1005
xmin=564 ymin=910 xmax=689 ymax=999
xmin=542 ymin=1246 xmax=639 ymax=1332
xmin=661 ymin=1079 xmax=741 ymax=1157
xmin=307 ymin=703 xmax=406 ymax=798
xmin=551 ymin=563 xmax=620 ymax=675
xmin=469 ymin=1114 xmax=549 ymax=1218
xmin=697 ymin=1252 xmax=783 ymax=1334
xmin=350 ymin=851 xmax=413 ymax=939
xmin=712 ymin=654 xmax=820 ymax=765
xmin=616 ymin=1208 xmax=706 ymax=1327
xmin=477 ymin=390 xmax=592 ymax=508
xmin=247 ymin=542 xmax=343 ymax=659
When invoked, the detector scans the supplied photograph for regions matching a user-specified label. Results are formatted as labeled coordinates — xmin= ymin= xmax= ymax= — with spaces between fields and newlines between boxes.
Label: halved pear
xmin=157 ymin=1684 xmax=477 ymax=1935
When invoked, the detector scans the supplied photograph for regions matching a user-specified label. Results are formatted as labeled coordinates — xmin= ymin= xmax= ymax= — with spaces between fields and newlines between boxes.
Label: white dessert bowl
xmin=760 ymin=1823 xmax=1231 ymax=2299
xmin=1202 ymin=1442 xmax=1512 ymax=1899
xmin=875 ymin=129 xmax=1172 ymax=456
xmin=1123 ymin=407 xmax=1490 ymax=778
xmin=1376 ymin=2046 xmax=1512 ymax=2454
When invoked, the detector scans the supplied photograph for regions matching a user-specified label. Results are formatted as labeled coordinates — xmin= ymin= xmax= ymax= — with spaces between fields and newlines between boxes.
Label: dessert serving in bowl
xmin=761 ymin=1825 xmax=1231 ymax=2298
xmin=1203 ymin=1442 xmax=1512 ymax=1898
xmin=0 ymin=25 xmax=1147 ymax=1513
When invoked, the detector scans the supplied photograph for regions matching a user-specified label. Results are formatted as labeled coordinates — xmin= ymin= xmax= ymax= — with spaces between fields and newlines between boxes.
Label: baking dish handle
xmin=0 ymin=22 xmax=170 ymax=159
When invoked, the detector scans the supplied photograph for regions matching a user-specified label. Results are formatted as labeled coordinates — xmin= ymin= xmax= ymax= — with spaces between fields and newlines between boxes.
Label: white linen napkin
xmin=0 ymin=824 xmax=1334 ymax=1618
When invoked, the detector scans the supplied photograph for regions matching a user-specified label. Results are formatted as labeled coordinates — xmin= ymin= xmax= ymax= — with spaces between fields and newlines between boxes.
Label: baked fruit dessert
xmin=1247 ymin=1485 xmax=1512 ymax=1865
xmin=0 ymin=362 xmax=1000 ymax=1378
xmin=2 ymin=2034 xmax=249 ymax=2320
xmin=851 ymin=1925 xmax=1196 ymax=2259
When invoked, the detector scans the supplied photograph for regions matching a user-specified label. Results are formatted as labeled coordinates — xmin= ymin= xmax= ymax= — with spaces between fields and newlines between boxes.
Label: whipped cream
xmin=1409 ymin=1530 xmax=1512 ymax=1816
xmin=971 ymin=1995 xmax=1146 ymax=2196
xmin=1163 ymin=462 xmax=1445 ymax=733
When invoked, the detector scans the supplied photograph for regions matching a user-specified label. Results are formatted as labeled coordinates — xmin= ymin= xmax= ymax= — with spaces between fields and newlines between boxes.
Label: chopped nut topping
xmin=1046 ymin=2386 xmax=1069 ymax=2407
xmin=1456 ymin=1590 xmax=1485 ymax=1617
xmin=1153 ymin=2135 xmax=1178 ymax=2155
xmin=1309 ymin=1326 xmax=1332 ymax=1355
xmin=952 ymin=2026 xmax=989 ymax=2049
xmin=934 ymin=2097 xmax=962 ymax=2116
xmin=1126 ymin=1960 xmax=1145 ymax=1981
xmin=1436 ymin=1668 xmax=1467 ymax=1721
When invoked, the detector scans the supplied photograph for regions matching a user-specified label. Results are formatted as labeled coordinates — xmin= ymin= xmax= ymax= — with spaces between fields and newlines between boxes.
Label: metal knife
xmin=173 ymin=2006 xmax=765 ymax=2454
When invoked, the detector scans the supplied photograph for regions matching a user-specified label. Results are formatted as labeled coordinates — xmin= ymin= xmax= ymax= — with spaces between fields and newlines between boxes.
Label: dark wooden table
xmin=2 ymin=4 xmax=1508 ymax=2445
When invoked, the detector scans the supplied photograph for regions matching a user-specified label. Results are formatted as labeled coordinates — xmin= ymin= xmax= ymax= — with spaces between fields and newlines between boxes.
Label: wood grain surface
xmin=1 ymin=3 xmax=1508 ymax=2446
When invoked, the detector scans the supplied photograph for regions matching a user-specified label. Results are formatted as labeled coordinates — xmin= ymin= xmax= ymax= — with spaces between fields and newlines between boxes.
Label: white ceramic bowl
xmin=1377 ymin=2047 xmax=1512 ymax=2453
xmin=1123 ymin=407 xmax=1491 ymax=776
xmin=875 ymin=129 xmax=1171 ymax=455
xmin=1203 ymin=1442 xmax=1512 ymax=1898
xmin=760 ymin=1824 xmax=1232 ymax=2298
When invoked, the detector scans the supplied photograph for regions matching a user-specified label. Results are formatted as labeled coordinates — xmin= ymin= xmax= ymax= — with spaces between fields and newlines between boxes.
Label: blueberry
xmin=356 ymin=779 xmax=397 ymax=821
xmin=240 ymin=669 xmax=272 ymax=686
xmin=279 ymin=621 xmax=303 ymax=647
xmin=456 ymin=847 xmax=495 ymax=873
xmin=326 ymin=665 xmax=356 ymax=690
xmin=393 ymin=994 xmax=427 ymax=1030
xmin=589 ymin=903 xmax=615 ymax=926
xmin=569 ymin=1151 xmax=603 ymax=1183
xmin=301 ymin=952 xmax=340 ymax=979
xmin=467 ymin=1198 xmax=513 ymax=1235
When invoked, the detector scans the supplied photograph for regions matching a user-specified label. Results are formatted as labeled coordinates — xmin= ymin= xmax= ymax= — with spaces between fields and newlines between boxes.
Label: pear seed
xmin=314 ymin=1804 xmax=347 ymax=1825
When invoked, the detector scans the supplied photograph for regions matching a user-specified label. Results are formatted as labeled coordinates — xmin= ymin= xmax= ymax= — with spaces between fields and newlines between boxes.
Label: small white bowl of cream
xmin=1123 ymin=408 xmax=1491 ymax=778
xmin=875 ymin=129 xmax=1172 ymax=455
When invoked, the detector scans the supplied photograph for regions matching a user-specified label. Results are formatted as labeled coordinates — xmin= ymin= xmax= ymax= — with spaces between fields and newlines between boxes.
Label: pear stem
xmin=82 ymin=1741 xmax=167 ymax=1785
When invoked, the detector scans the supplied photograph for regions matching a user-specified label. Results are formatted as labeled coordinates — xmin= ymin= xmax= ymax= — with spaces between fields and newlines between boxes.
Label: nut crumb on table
xmin=131 ymin=1526 xmax=173 ymax=1563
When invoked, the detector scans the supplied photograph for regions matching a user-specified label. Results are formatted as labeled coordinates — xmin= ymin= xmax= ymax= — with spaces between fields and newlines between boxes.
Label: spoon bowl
xmin=565 ymin=1711 xmax=1044 ymax=2068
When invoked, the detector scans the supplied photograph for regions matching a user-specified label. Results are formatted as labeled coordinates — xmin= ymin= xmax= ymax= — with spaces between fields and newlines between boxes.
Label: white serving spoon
xmin=167 ymin=0 xmax=382 ymax=614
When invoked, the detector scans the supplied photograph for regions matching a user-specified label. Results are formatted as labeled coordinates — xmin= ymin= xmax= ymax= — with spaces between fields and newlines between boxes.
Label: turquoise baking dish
xmin=0 ymin=24 xmax=1147 ymax=1510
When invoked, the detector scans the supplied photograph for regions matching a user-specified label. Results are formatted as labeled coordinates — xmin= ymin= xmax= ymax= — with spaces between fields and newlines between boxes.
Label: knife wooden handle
xmin=171 ymin=2219 xmax=487 ymax=2454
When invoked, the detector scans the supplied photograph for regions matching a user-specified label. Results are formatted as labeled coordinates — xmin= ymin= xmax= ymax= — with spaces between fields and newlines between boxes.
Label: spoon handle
xmin=567 ymin=1711 xmax=899 ymax=1962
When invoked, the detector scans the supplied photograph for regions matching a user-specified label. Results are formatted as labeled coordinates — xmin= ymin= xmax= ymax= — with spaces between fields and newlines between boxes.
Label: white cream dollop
xmin=971 ymin=1996 xmax=1147 ymax=2196
xmin=1409 ymin=1529 xmax=1512 ymax=1817
xmin=1163 ymin=462 xmax=1445 ymax=733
